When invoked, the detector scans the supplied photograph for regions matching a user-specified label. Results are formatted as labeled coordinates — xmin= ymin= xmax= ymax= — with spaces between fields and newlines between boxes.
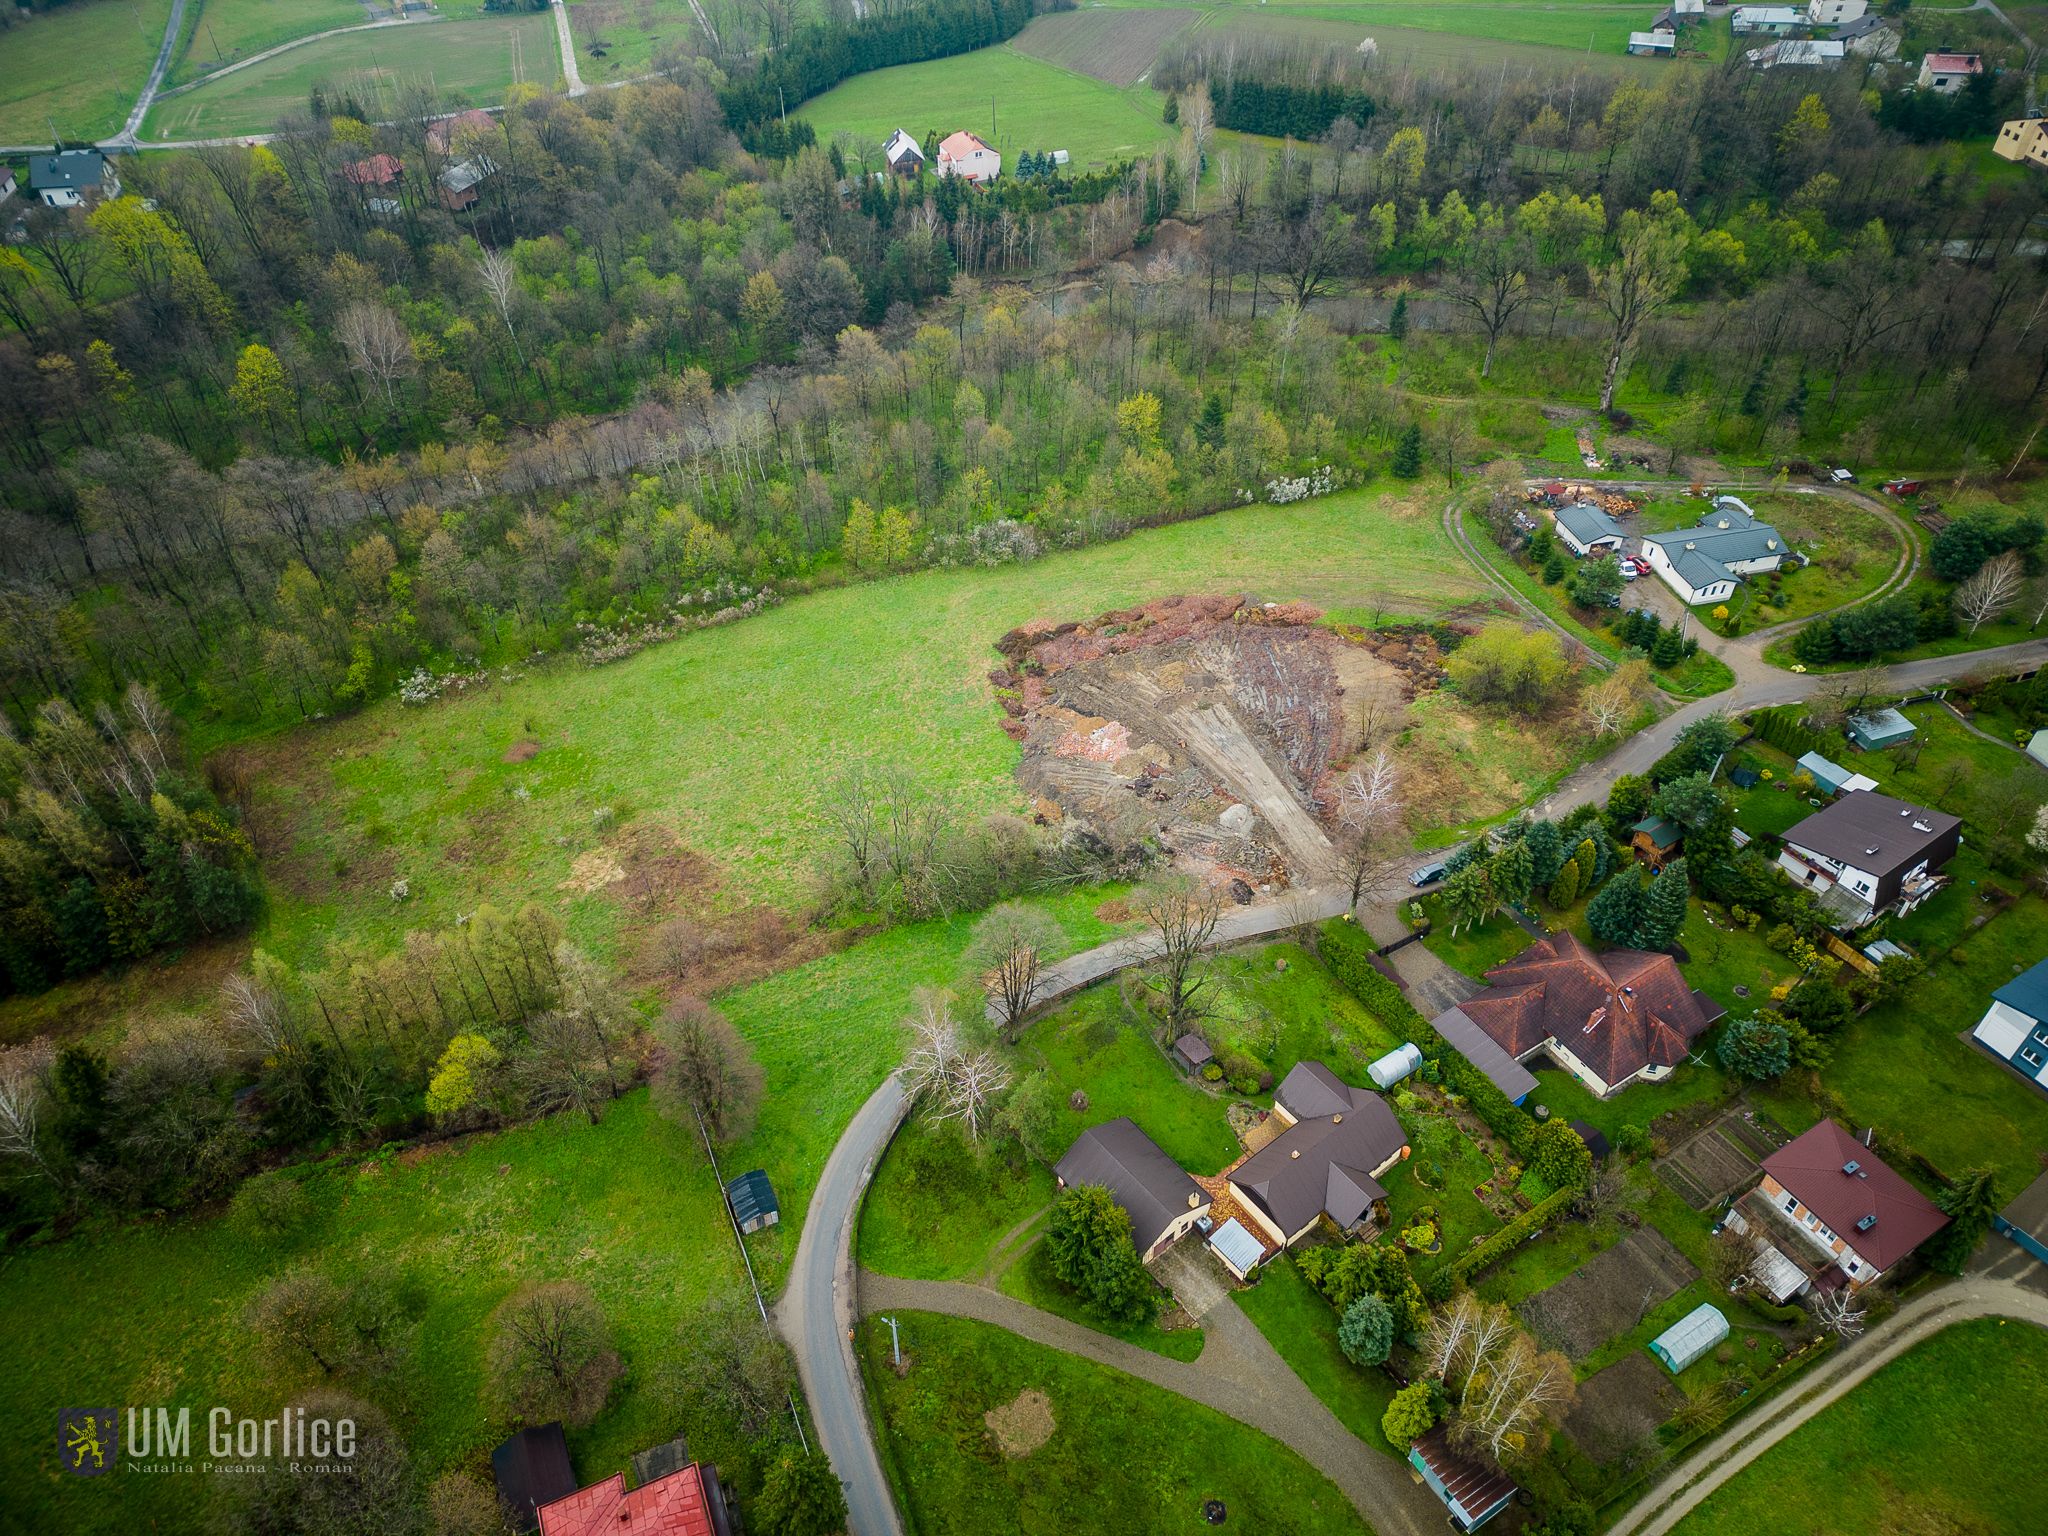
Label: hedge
xmin=1750 ymin=706 xmax=1828 ymax=761
xmin=1317 ymin=921 xmax=1536 ymax=1161
xmin=1450 ymin=1185 xmax=1579 ymax=1285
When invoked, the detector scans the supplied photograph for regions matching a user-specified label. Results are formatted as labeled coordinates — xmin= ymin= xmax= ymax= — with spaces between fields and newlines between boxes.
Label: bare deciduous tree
xmin=902 ymin=990 xmax=1011 ymax=1142
xmin=487 ymin=1282 xmax=622 ymax=1427
xmin=966 ymin=902 xmax=1062 ymax=1040
xmin=0 ymin=1042 xmax=57 ymax=1186
xmin=1808 ymin=1286 xmax=1867 ymax=1339
xmin=1423 ymin=1293 xmax=1576 ymax=1462
xmin=1337 ymin=748 xmax=1406 ymax=912
xmin=651 ymin=995 xmax=764 ymax=1147
xmin=1135 ymin=875 xmax=1223 ymax=1031
xmin=474 ymin=243 xmax=526 ymax=369
xmin=334 ymin=301 xmax=414 ymax=408
xmin=1955 ymin=550 xmax=2024 ymax=635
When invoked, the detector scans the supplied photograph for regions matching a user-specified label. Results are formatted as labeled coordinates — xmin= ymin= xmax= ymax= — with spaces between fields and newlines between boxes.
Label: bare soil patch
xmin=1564 ymin=1353 xmax=1685 ymax=1463
xmin=1657 ymin=1110 xmax=1771 ymax=1211
xmin=984 ymin=1387 xmax=1055 ymax=1458
xmin=1522 ymin=1228 xmax=1699 ymax=1360
xmin=559 ymin=847 xmax=628 ymax=894
xmin=1010 ymin=7 xmax=1195 ymax=85
xmin=502 ymin=740 xmax=541 ymax=763
xmin=994 ymin=595 xmax=1451 ymax=891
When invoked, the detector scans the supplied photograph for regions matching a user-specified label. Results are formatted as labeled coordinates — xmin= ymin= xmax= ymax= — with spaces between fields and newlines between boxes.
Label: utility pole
xmin=883 ymin=1315 xmax=902 ymax=1367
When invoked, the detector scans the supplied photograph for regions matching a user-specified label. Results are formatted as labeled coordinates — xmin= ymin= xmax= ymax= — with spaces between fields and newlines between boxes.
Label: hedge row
xmin=1750 ymin=706 xmax=1828 ymax=761
xmin=1317 ymin=921 xmax=1536 ymax=1161
xmin=1450 ymin=1185 xmax=1580 ymax=1285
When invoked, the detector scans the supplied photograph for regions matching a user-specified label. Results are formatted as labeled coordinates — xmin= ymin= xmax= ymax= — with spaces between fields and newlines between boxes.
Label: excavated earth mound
xmin=991 ymin=595 xmax=1452 ymax=894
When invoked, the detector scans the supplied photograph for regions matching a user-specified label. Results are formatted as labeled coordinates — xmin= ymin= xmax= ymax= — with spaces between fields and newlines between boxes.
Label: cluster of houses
xmin=1550 ymin=491 xmax=1797 ymax=606
xmin=880 ymin=127 xmax=1012 ymax=185
xmin=1627 ymin=0 xmax=1903 ymax=64
xmin=342 ymin=108 xmax=502 ymax=217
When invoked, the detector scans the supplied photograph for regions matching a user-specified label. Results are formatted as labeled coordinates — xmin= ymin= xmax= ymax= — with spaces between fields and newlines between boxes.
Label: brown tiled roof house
xmin=1456 ymin=931 xmax=1724 ymax=1098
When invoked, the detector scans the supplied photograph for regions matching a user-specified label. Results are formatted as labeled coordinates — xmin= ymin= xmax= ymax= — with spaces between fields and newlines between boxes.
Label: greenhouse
xmin=1648 ymin=1303 xmax=1729 ymax=1374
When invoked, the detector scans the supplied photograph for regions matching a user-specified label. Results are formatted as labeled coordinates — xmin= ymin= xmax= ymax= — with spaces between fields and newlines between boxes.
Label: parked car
xmin=1410 ymin=859 xmax=1449 ymax=887
xmin=1882 ymin=478 xmax=1923 ymax=497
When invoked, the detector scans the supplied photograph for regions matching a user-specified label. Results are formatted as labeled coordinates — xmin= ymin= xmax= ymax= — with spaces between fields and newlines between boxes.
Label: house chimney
xmin=1333 ymin=1114 xmax=1343 ymax=1123
xmin=1290 ymin=1149 xmax=1301 ymax=1159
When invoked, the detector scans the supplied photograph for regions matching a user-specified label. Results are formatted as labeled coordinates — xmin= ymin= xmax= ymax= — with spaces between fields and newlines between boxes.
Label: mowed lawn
xmin=165 ymin=0 xmax=365 ymax=88
xmin=796 ymin=44 xmax=1176 ymax=171
xmin=0 ymin=1092 xmax=751 ymax=1536
xmin=146 ymin=14 xmax=557 ymax=139
xmin=860 ymin=1311 xmax=1370 ymax=1535
xmin=1672 ymin=1319 xmax=2048 ymax=1536
xmin=0 ymin=0 xmax=174 ymax=142
xmin=239 ymin=490 xmax=1484 ymax=973
xmin=1165 ymin=1 xmax=1662 ymax=73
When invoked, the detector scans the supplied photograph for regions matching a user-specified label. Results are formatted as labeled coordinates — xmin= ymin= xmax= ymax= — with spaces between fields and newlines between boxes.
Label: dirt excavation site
xmin=989 ymin=594 xmax=1462 ymax=897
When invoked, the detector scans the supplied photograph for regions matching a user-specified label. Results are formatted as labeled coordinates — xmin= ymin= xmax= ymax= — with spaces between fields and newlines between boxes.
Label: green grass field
xmin=563 ymin=0 xmax=705 ymax=86
xmin=1009 ymin=6 xmax=1198 ymax=85
xmin=166 ymin=0 xmax=364 ymax=89
xmin=146 ymin=13 xmax=557 ymax=139
xmin=1672 ymin=1319 xmax=2048 ymax=1536
xmin=860 ymin=1311 xmax=1369 ymax=1534
xmin=230 ymin=490 xmax=1487 ymax=974
xmin=0 ymin=1091 xmax=753 ymax=1535
xmin=995 ymin=1238 xmax=1208 ymax=1359
xmin=1166 ymin=1 xmax=1660 ymax=75
xmin=0 ymin=0 xmax=174 ymax=142
xmin=796 ymin=44 xmax=1176 ymax=172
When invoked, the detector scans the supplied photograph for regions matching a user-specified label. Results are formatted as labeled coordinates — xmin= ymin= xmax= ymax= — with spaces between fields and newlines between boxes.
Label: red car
xmin=1882 ymin=478 xmax=1923 ymax=497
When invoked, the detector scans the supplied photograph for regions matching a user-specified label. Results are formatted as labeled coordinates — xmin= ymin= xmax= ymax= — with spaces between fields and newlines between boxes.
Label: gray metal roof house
xmin=1778 ymin=791 xmax=1961 ymax=927
xmin=29 ymin=149 xmax=116 ymax=208
xmin=1228 ymin=1066 xmax=1408 ymax=1247
xmin=1429 ymin=1005 xmax=1539 ymax=1104
xmin=1553 ymin=501 xmax=1627 ymax=556
xmin=1055 ymin=1117 xmax=1210 ymax=1261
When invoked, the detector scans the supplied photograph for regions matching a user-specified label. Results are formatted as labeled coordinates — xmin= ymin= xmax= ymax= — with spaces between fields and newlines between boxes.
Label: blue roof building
xmin=1794 ymin=751 xmax=1875 ymax=797
xmin=1970 ymin=956 xmax=2048 ymax=1097
xmin=726 ymin=1169 xmax=780 ymax=1233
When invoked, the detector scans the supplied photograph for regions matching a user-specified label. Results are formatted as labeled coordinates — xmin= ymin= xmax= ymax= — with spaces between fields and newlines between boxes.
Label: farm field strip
xmin=1008 ymin=7 xmax=1199 ymax=85
xmin=0 ymin=0 xmax=177 ymax=143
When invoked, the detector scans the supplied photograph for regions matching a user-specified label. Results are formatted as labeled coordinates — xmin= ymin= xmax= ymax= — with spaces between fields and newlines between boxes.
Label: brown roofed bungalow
xmin=1054 ymin=1117 xmax=1211 ymax=1261
xmin=1228 ymin=1062 xmax=1407 ymax=1248
xmin=1457 ymin=931 xmax=1724 ymax=1098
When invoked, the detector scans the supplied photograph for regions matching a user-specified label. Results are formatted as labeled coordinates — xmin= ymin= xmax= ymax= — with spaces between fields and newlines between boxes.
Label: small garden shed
xmin=1846 ymin=708 xmax=1916 ymax=752
xmin=726 ymin=1169 xmax=780 ymax=1234
xmin=1173 ymin=1034 xmax=1215 ymax=1074
xmin=1209 ymin=1217 xmax=1265 ymax=1281
xmin=1648 ymin=1303 xmax=1728 ymax=1374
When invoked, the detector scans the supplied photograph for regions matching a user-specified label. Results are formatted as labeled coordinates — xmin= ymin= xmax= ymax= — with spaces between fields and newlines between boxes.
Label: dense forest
xmin=5 ymin=32 xmax=2048 ymax=754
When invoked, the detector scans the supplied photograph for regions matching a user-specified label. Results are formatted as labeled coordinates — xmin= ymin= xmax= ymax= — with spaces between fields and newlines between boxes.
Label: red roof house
xmin=1744 ymin=1119 xmax=1948 ymax=1287
xmin=1457 ymin=931 xmax=1724 ymax=1097
xmin=342 ymin=153 xmax=403 ymax=188
xmin=428 ymin=108 xmax=497 ymax=155
xmin=537 ymin=1460 xmax=737 ymax=1536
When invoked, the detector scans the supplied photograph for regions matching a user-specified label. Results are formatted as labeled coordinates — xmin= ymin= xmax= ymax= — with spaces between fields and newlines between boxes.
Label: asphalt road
xmin=775 ymin=1072 xmax=908 ymax=1536
xmin=113 ymin=0 xmax=187 ymax=146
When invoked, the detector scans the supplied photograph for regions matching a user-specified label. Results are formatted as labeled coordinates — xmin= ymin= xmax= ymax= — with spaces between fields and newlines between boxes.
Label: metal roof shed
xmin=726 ymin=1169 xmax=780 ymax=1234
xmin=1648 ymin=1303 xmax=1729 ymax=1373
xmin=1209 ymin=1217 xmax=1266 ymax=1280
xmin=1846 ymin=708 xmax=1916 ymax=752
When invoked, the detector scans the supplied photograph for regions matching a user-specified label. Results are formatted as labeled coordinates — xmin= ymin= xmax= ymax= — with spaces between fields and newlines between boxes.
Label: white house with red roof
xmin=1917 ymin=52 xmax=1983 ymax=91
xmin=1724 ymin=1120 xmax=1948 ymax=1296
xmin=935 ymin=130 xmax=1001 ymax=184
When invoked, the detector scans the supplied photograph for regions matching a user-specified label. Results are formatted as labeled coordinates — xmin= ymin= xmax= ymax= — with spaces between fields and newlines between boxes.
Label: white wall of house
xmin=1144 ymin=1204 xmax=1210 ymax=1261
xmin=1643 ymin=541 xmax=1737 ymax=604
xmin=1808 ymin=0 xmax=1865 ymax=22
xmin=938 ymin=144 xmax=1001 ymax=183
xmin=1974 ymin=1000 xmax=2048 ymax=1084
xmin=1758 ymin=1173 xmax=1885 ymax=1286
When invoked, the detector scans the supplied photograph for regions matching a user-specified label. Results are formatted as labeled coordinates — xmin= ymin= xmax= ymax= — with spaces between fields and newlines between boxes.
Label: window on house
xmin=1783 ymin=1195 xmax=1798 ymax=1214
xmin=1845 ymin=1258 xmax=1860 ymax=1275
xmin=2025 ymin=1047 xmax=2044 ymax=1068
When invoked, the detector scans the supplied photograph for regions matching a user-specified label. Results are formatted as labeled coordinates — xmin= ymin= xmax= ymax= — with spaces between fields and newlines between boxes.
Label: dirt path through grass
xmin=858 ymin=1270 xmax=1448 ymax=1536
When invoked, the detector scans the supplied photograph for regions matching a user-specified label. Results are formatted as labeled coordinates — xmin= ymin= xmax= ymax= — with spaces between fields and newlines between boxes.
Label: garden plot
xmin=1008 ymin=7 xmax=1196 ymax=85
xmin=1563 ymin=1354 xmax=1686 ymax=1464
xmin=995 ymin=595 xmax=1431 ymax=892
xmin=1656 ymin=1110 xmax=1775 ymax=1211
xmin=1522 ymin=1228 xmax=1699 ymax=1361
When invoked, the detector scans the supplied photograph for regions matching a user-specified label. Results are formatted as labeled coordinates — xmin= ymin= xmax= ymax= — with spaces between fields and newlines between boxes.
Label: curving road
xmin=782 ymin=483 xmax=2048 ymax=1536
xmin=775 ymin=1072 xmax=908 ymax=1536
xmin=110 ymin=0 xmax=188 ymax=147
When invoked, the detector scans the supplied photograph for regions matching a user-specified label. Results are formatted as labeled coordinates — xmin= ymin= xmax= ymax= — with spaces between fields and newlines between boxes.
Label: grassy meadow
xmin=860 ymin=1311 xmax=1370 ymax=1534
xmin=147 ymin=14 xmax=557 ymax=139
xmin=165 ymin=0 xmax=365 ymax=88
xmin=0 ymin=0 xmax=174 ymax=142
xmin=796 ymin=45 xmax=1176 ymax=172
xmin=0 ymin=1092 xmax=754 ymax=1535
xmin=1672 ymin=1320 xmax=2048 ymax=1536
